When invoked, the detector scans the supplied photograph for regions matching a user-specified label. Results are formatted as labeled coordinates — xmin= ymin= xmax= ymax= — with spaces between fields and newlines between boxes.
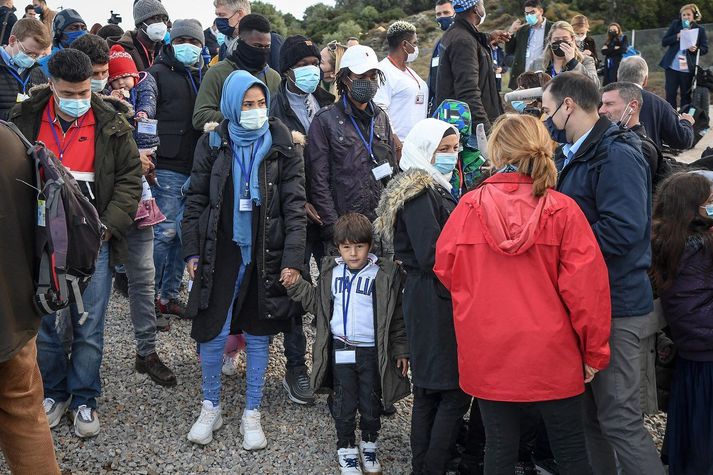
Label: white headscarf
xmin=400 ymin=118 xmax=459 ymax=191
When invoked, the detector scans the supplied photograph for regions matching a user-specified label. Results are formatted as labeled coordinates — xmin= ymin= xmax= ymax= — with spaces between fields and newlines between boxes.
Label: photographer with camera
xmin=542 ymin=21 xmax=599 ymax=87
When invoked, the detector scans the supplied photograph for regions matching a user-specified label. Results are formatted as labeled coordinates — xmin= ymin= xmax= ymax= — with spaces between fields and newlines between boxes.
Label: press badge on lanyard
xmin=336 ymin=265 xmax=359 ymax=365
xmin=345 ymin=96 xmax=393 ymax=181
xmin=237 ymin=143 xmax=258 ymax=212
xmin=137 ymin=118 xmax=158 ymax=135
xmin=677 ymin=54 xmax=689 ymax=71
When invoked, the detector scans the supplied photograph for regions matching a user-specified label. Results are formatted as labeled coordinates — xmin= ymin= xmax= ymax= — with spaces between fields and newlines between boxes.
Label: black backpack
xmin=1 ymin=120 xmax=104 ymax=320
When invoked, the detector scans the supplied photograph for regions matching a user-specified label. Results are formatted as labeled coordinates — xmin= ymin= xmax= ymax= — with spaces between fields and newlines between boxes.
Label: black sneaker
xmin=136 ymin=352 xmax=177 ymax=387
xmin=381 ymin=403 xmax=397 ymax=417
xmin=113 ymin=271 xmax=129 ymax=298
xmin=282 ymin=366 xmax=315 ymax=405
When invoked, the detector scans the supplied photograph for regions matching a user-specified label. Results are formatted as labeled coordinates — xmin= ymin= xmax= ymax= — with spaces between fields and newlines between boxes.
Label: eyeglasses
xmin=17 ymin=41 xmax=42 ymax=59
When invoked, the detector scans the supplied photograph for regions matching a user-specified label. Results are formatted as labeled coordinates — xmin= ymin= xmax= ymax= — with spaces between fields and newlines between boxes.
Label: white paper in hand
xmin=680 ymin=28 xmax=699 ymax=51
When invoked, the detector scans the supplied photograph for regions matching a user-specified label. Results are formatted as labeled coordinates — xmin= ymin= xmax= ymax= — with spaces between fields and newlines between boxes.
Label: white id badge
xmin=16 ymin=92 xmax=29 ymax=103
xmin=137 ymin=118 xmax=158 ymax=135
xmin=495 ymin=73 xmax=502 ymax=79
xmin=372 ymin=162 xmax=393 ymax=180
xmin=37 ymin=199 xmax=46 ymax=227
xmin=678 ymin=54 xmax=689 ymax=71
xmin=239 ymin=198 xmax=252 ymax=211
xmin=431 ymin=56 xmax=439 ymax=67
xmin=415 ymin=93 xmax=425 ymax=104
xmin=335 ymin=349 xmax=356 ymax=365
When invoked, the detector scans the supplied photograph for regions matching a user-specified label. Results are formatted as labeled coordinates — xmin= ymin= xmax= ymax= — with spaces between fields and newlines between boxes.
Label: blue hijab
xmin=219 ymin=70 xmax=273 ymax=265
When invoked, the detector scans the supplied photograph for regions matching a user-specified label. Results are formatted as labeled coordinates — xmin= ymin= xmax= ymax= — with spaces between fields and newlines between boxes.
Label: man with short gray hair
xmin=618 ymin=55 xmax=694 ymax=150
xmin=212 ymin=0 xmax=282 ymax=70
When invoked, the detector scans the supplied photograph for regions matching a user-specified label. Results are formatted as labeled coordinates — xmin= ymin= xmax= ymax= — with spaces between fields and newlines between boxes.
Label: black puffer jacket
xmin=270 ymin=80 xmax=334 ymax=135
xmin=182 ymin=118 xmax=307 ymax=340
xmin=305 ymin=97 xmax=396 ymax=231
xmin=0 ymin=62 xmax=46 ymax=120
xmin=147 ymin=45 xmax=205 ymax=176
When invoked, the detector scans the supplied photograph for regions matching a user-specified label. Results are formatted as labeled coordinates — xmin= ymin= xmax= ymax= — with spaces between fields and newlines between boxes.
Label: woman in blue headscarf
xmin=182 ymin=70 xmax=307 ymax=448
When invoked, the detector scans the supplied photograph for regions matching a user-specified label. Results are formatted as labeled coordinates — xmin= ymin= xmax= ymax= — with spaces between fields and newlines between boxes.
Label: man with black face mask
xmin=427 ymin=0 xmax=455 ymax=115
xmin=305 ymin=45 xmax=397 ymax=253
xmin=108 ymin=0 xmax=168 ymax=71
xmin=192 ymin=14 xmax=280 ymax=131
xmin=543 ymin=72 xmax=665 ymax=475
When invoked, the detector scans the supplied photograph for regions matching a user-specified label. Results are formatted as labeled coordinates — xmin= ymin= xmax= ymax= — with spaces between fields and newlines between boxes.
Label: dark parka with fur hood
xmin=9 ymin=84 xmax=142 ymax=265
xmin=182 ymin=118 xmax=307 ymax=341
xmin=286 ymin=256 xmax=410 ymax=407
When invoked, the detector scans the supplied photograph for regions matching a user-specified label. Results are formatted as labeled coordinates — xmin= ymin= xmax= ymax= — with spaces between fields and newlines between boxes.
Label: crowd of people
xmin=0 ymin=0 xmax=712 ymax=474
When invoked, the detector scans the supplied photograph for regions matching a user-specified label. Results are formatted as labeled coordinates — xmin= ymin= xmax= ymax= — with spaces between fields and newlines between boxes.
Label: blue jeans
xmin=37 ymin=242 xmax=112 ymax=410
xmin=200 ymin=265 xmax=270 ymax=410
xmin=124 ymin=224 xmax=157 ymax=357
xmin=152 ymin=169 xmax=189 ymax=300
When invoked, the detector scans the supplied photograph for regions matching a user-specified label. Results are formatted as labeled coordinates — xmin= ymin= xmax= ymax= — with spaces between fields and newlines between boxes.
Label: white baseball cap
xmin=339 ymin=45 xmax=380 ymax=75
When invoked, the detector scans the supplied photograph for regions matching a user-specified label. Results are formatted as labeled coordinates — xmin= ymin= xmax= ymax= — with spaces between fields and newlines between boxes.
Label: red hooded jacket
xmin=434 ymin=173 xmax=611 ymax=402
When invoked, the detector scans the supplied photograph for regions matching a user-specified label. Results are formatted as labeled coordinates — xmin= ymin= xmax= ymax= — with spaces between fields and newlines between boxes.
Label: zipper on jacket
xmin=261 ymin=159 xmax=268 ymax=279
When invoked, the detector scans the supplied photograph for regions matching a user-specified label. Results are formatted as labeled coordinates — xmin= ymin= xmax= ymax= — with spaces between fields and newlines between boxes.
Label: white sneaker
xmin=338 ymin=447 xmax=363 ymax=474
xmin=359 ymin=441 xmax=382 ymax=474
xmin=221 ymin=354 xmax=239 ymax=376
xmin=72 ymin=405 xmax=100 ymax=438
xmin=240 ymin=409 xmax=267 ymax=450
xmin=187 ymin=400 xmax=223 ymax=445
xmin=43 ymin=397 xmax=71 ymax=429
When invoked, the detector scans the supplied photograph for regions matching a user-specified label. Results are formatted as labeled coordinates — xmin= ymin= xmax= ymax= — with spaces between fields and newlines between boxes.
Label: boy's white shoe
xmin=221 ymin=354 xmax=239 ymax=376
xmin=187 ymin=400 xmax=223 ymax=445
xmin=240 ymin=409 xmax=267 ymax=450
xmin=338 ymin=447 xmax=363 ymax=474
xmin=43 ymin=397 xmax=71 ymax=429
xmin=359 ymin=441 xmax=382 ymax=474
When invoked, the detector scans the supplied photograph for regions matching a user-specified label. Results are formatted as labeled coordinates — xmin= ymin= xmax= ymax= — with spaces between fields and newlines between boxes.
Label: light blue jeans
xmin=200 ymin=264 xmax=270 ymax=410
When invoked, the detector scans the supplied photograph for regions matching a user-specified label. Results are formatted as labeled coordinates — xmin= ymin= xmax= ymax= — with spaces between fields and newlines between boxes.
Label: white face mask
xmin=575 ymin=34 xmax=586 ymax=42
xmin=406 ymin=45 xmax=419 ymax=63
xmin=144 ymin=21 xmax=168 ymax=42
xmin=240 ymin=107 xmax=268 ymax=130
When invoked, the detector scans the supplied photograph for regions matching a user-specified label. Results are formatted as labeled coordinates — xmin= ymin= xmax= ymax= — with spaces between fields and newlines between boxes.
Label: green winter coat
xmin=192 ymin=57 xmax=281 ymax=132
xmin=9 ymin=85 xmax=142 ymax=265
xmin=287 ymin=257 xmax=411 ymax=407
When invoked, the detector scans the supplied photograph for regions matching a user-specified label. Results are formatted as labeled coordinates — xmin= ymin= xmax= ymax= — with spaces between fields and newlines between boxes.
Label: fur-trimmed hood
xmin=374 ymin=168 xmax=437 ymax=244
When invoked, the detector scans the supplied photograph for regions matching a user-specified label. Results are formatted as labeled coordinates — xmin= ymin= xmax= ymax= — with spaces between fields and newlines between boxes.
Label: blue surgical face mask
xmin=90 ymin=78 xmax=107 ymax=93
xmin=239 ymin=107 xmax=268 ymax=130
xmin=12 ymin=49 xmax=35 ymax=69
xmin=216 ymin=31 xmax=226 ymax=46
xmin=511 ymin=100 xmax=527 ymax=113
xmin=525 ymin=13 xmax=538 ymax=26
xmin=173 ymin=43 xmax=202 ymax=66
xmin=433 ymin=152 xmax=459 ymax=174
xmin=543 ymin=102 xmax=570 ymax=143
xmin=702 ymin=203 xmax=713 ymax=217
xmin=34 ymin=5 xmax=43 ymax=14
xmin=291 ymin=64 xmax=321 ymax=94
xmin=436 ymin=16 xmax=454 ymax=31
xmin=55 ymin=95 xmax=91 ymax=118
xmin=163 ymin=30 xmax=171 ymax=45
xmin=682 ymin=19 xmax=691 ymax=29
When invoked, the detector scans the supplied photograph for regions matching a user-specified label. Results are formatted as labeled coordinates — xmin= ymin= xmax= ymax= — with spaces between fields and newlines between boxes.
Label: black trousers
xmin=330 ymin=343 xmax=381 ymax=449
xmin=478 ymin=395 xmax=592 ymax=475
xmin=665 ymin=68 xmax=694 ymax=110
xmin=411 ymin=386 xmax=472 ymax=475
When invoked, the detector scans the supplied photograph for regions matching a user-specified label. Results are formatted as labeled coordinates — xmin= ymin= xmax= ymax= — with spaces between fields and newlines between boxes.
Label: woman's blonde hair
xmin=543 ymin=21 xmax=584 ymax=68
xmin=680 ymin=3 xmax=701 ymax=20
xmin=570 ymin=15 xmax=589 ymax=31
xmin=487 ymin=114 xmax=557 ymax=197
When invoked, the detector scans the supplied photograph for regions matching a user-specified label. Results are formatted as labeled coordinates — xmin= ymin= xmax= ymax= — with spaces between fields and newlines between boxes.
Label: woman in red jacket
xmin=434 ymin=114 xmax=611 ymax=475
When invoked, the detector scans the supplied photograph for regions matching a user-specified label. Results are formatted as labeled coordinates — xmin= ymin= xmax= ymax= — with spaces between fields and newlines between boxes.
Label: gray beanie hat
xmin=133 ymin=0 xmax=168 ymax=26
xmin=170 ymin=19 xmax=205 ymax=45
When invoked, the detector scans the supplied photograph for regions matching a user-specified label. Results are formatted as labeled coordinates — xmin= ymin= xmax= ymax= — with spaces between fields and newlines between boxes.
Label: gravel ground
xmin=1 ymin=284 xmax=667 ymax=474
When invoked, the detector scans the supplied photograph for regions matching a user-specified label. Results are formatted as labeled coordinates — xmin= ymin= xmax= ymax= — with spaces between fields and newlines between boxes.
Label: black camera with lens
xmin=108 ymin=11 xmax=122 ymax=25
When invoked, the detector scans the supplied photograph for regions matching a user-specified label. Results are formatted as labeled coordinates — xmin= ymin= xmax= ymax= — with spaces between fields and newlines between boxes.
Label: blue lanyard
xmin=343 ymin=95 xmax=376 ymax=162
xmin=185 ymin=67 xmax=202 ymax=95
xmin=7 ymin=67 xmax=31 ymax=94
xmin=46 ymin=106 xmax=86 ymax=162
xmin=341 ymin=264 xmax=359 ymax=341
xmin=234 ymin=139 xmax=260 ymax=198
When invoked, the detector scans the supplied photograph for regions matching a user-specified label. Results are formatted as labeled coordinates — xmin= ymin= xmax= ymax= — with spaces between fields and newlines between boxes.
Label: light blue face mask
xmin=682 ymin=19 xmax=691 ymax=29
xmin=525 ymin=13 xmax=538 ymax=26
xmin=12 ymin=50 xmax=35 ymax=69
xmin=702 ymin=203 xmax=713 ymax=217
xmin=292 ymin=64 xmax=321 ymax=94
xmin=173 ymin=43 xmax=202 ymax=66
xmin=90 ymin=78 xmax=107 ymax=93
xmin=216 ymin=31 xmax=226 ymax=47
xmin=239 ymin=107 xmax=268 ymax=130
xmin=511 ymin=100 xmax=527 ymax=113
xmin=433 ymin=152 xmax=459 ymax=174
xmin=56 ymin=95 xmax=91 ymax=118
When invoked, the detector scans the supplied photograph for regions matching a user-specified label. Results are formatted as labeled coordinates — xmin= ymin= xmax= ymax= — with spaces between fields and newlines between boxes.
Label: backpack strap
xmin=0 ymin=11 xmax=12 ymax=47
xmin=0 ymin=119 xmax=33 ymax=151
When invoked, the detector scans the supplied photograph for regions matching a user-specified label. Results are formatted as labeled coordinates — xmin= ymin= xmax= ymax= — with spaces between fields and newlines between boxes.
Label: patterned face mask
xmin=349 ymin=78 xmax=378 ymax=104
